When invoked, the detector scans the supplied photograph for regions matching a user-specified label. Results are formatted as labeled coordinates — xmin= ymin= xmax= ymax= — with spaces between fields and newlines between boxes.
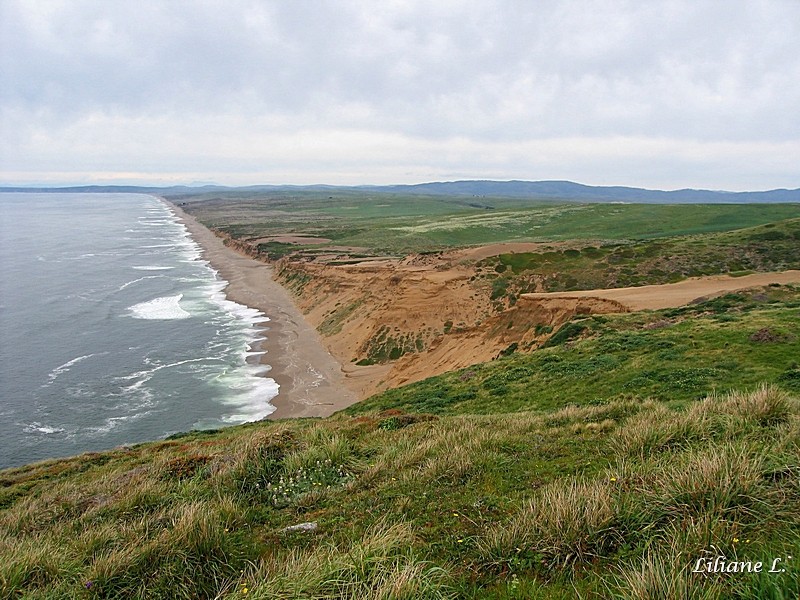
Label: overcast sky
xmin=1 ymin=0 xmax=798 ymax=190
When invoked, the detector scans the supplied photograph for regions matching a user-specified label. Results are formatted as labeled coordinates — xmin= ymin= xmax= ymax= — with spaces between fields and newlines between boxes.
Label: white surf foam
xmin=117 ymin=357 xmax=212 ymax=391
xmin=117 ymin=275 xmax=167 ymax=291
xmin=205 ymin=280 xmax=271 ymax=327
xmin=87 ymin=410 xmax=155 ymax=435
xmin=46 ymin=353 xmax=96 ymax=384
xmin=129 ymin=295 xmax=191 ymax=320
xmin=215 ymin=371 xmax=279 ymax=424
xmin=132 ymin=265 xmax=174 ymax=271
xmin=23 ymin=422 xmax=65 ymax=435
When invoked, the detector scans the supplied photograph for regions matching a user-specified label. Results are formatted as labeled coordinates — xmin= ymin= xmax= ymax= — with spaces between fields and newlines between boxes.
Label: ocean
xmin=0 ymin=192 xmax=278 ymax=469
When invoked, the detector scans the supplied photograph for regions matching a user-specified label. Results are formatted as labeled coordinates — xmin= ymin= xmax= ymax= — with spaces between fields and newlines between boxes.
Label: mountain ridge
xmin=1 ymin=179 xmax=798 ymax=203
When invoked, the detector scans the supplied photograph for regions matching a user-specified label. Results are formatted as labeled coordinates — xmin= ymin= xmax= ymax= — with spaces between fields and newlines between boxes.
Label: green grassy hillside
xmin=1 ymin=390 xmax=797 ymax=599
xmin=2 ymin=287 xmax=799 ymax=599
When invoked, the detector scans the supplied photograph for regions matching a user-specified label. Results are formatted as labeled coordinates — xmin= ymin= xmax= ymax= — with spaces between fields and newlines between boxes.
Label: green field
xmin=173 ymin=191 xmax=800 ymax=255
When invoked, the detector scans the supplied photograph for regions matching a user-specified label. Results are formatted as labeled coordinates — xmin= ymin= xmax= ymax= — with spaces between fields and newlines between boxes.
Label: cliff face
xmin=215 ymin=230 xmax=265 ymax=261
xmin=275 ymin=257 xmax=628 ymax=397
xmin=383 ymin=295 xmax=627 ymax=390
xmin=206 ymin=228 xmax=799 ymax=402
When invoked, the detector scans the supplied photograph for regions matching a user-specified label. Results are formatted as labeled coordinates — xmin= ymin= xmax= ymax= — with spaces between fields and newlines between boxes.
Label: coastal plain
xmin=2 ymin=189 xmax=800 ymax=599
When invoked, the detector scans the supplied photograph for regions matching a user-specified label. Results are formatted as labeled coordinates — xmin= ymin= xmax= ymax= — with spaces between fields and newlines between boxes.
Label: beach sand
xmin=165 ymin=201 xmax=358 ymax=419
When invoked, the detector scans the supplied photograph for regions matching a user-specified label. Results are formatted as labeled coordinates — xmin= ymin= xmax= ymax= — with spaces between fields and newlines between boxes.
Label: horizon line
xmin=1 ymin=178 xmax=798 ymax=195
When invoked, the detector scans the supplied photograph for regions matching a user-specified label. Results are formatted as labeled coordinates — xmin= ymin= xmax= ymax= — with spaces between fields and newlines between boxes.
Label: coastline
xmin=164 ymin=200 xmax=358 ymax=419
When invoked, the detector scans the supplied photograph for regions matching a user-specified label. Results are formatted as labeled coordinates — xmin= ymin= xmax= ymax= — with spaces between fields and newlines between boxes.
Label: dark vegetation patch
xmin=541 ymin=320 xmax=589 ymax=348
xmin=750 ymin=327 xmax=794 ymax=343
xmin=255 ymin=241 xmax=296 ymax=260
xmin=160 ymin=455 xmax=212 ymax=481
xmin=356 ymin=325 xmax=427 ymax=365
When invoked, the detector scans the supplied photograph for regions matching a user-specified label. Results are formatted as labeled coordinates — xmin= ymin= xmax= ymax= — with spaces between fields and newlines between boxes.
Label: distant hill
xmin=369 ymin=180 xmax=800 ymax=203
xmin=1 ymin=180 xmax=798 ymax=203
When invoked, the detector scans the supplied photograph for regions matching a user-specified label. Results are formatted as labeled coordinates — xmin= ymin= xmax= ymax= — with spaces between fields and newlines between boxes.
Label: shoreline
xmin=164 ymin=199 xmax=358 ymax=419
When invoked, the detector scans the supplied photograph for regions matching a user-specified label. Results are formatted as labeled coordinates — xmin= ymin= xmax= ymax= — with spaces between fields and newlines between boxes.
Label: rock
xmin=280 ymin=521 xmax=318 ymax=533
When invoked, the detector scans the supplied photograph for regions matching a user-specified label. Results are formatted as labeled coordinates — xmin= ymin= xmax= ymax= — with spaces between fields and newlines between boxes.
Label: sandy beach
xmin=164 ymin=200 xmax=357 ymax=419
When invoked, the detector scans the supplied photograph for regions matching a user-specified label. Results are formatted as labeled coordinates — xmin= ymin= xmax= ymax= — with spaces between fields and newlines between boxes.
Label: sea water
xmin=0 ymin=193 xmax=278 ymax=469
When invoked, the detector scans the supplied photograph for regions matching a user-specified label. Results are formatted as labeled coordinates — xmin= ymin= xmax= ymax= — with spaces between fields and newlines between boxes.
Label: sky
xmin=1 ymin=0 xmax=799 ymax=191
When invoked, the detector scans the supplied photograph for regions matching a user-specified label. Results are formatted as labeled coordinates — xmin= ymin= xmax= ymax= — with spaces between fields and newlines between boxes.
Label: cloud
xmin=1 ymin=0 xmax=799 ymax=189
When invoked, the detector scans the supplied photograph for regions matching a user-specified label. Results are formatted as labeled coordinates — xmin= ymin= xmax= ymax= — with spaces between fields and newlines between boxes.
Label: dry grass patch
xmin=239 ymin=520 xmax=454 ymax=600
xmin=613 ymin=386 xmax=796 ymax=457
xmin=480 ymin=479 xmax=618 ymax=568
xmin=713 ymin=384 xmax=792 ymax=426
xmin=656 ymin=445 xmax=768 ymax=519
xmin=0 ymin=533 xmax=75 ymax=596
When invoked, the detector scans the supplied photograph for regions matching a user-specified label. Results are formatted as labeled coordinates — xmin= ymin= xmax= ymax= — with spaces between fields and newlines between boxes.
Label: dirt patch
xmin=749 ymin=328 xmax=794 ymax=343
xmin=381 ymin=295 xmax=628 ymax=390
xmin=521 ymin=271 xmax=800 ymax=311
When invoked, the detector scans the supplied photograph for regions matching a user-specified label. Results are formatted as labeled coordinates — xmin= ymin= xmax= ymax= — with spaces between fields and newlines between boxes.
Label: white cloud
xmin=1 ymin=0 xmax=798 ymax=189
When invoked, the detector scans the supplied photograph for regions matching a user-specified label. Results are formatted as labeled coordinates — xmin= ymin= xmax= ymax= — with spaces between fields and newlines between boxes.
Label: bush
xmin=541 ymin=321 xmax=587 ymax=347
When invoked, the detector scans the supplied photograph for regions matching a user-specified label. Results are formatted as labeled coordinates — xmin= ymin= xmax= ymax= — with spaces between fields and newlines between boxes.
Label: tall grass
xmin=614 ymin=385 xmax=792 ymax=457
xmin=480 ymin=387 xmax=799 ymax=595
xmin=235 ymin=521 xmax=453 ymax=599
xmin=0 ymin=387 xmax=797 ymax=598
xmin=606 ymin=553 xmax=722 ymax=600
xmin=480 ymin=479 xmax=618 ymax=568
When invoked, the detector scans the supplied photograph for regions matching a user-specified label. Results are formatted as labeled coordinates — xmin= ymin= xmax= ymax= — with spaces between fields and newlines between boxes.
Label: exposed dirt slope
xmin=277 ymin=261 xmax=490 ymax=394
xmin=383 ymin=295 xmax=628 ymax=389
xmin=277 ymin=253 xmax=800 ymax=397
